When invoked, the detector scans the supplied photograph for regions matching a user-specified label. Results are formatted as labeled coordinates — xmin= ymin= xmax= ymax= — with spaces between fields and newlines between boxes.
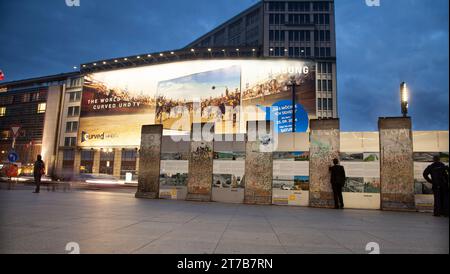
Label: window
xmin=313 ymin=14 xmax=330 ymax=25
xmin=322 ymin=80 xmax=328 ymax=92
xmin=328 ymin=98 xmax=333 ymax=111
xmin=328 ymin=80 xmax=333 ymax=92
xmin=269 ymin=30 xmax=285 ymax=41
xmin=1 ymin=130 xmax=10 ymax=140
xmin=63 ymin=149 xmax=75 ymax=161
xmin=246 ymin=10 xmax=260 ymax=26
xmin=288 ymin=31 xmax=310 ymax=42
xmin=288 ymin=14 xmax=310 ymax=25
xmin=313 ymin=1 xmax=330 ymax=11
xmin=0 ymin=107 xmax=5 ymax=117
xmin=269 ymin=14 xmax=285 ymax=25
xmin=69 ymin=91 xmax=81 ymax=102
xmin=322 ymin=98 xmax=328 ymax=110
xmin=22 ymin=93 xmax=31 ymax=103
xmin=66 ymin=121 xmax=78 ymax=133
xmin=64 ymin=137 xmax=77 ymax=147
xmin=317 ymin=80 xmax=322 ymax=92
xmin=288 ymin=2 xmax=310 ymax=11
xmin=315 ymin=47 xmax=331 ymax=57
xmin=80 ymin=150 xmax=94 ymax=173
xmin=68 ymin=106 xmax=80 ymax=117
xmin=0 ymin=96 xmax=13 ymax=105
xmin=121 ymin=149 xmax=138 ymax=180
xmin=268 ymin=2 xmax=285 ymax=11
xmin=318 ymin=99 xmax=322 ymax=110
xmin=269 ymin=47 xmax=285 ymax=57
xmin=37 ymin=103 xmax=46 ymax=114
xmin=63 ymin=149 xmax=75 ymax=170
xmin=69 ymin=78 xmax=82 ymax=88
xmin=31 ymin=92 xmax=40 ymax=101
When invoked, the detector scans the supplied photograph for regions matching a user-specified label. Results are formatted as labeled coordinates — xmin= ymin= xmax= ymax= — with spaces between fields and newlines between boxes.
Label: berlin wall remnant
xmin=186 ymin=123 xmax=215 ymax=202
xmin=309 ymin=119 xmax=340 ymax=208
xmin=135 ymin=125 xmax=163 ymax=199
xmin=379 ymin=117 xmax=415 ymax=211
xmin=244 ymin=121 xmax=275 ymax=205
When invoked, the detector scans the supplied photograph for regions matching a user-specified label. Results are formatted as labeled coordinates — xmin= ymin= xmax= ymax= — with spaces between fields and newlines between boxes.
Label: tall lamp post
xmin=288 ymin=76 xmax=298 ymax=133
xmin=400 ymin=82 xmax=409 ymax=117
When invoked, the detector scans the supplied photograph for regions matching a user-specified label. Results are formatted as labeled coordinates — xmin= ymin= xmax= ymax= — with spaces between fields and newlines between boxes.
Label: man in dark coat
xmin=33 ymin=155 xmax=45 ymax=193
xmin=423 ymin=156 xmax=449 ymax=217
xmin=329 ymin=158 xmax=346 ymax=209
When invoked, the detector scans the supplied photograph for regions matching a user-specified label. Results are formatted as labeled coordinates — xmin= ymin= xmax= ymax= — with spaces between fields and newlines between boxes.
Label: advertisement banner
xmin=79 ymin=59 xmax=316 ymax=147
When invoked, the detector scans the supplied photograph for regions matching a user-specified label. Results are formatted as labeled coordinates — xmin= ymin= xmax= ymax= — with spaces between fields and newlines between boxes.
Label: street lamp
xmin=400 ymin=82 xmax=409 ymax=117
xmin=288 ymin=76 xmax=298 ymax=133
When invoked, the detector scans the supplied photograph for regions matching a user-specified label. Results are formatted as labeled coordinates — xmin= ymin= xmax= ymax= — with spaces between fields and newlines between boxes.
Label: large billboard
xmin=79 ymin=59 xmax=316 ymax=147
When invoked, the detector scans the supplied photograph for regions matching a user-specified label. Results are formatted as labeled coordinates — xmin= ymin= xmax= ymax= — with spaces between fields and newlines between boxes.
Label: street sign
xmin=7 ymin=151 xmax=19 ymax=163
xmin=10 ymin=125 xmax=21 ymax=138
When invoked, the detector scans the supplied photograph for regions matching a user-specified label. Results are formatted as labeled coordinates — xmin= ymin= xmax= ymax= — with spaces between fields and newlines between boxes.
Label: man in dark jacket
xmin=329 ymin=158 xmax=346 ymax=209
xmin=423 ymin=156 xmax=449 ymax=217
xmin=33 ymin=155 xmax=45 ymax=193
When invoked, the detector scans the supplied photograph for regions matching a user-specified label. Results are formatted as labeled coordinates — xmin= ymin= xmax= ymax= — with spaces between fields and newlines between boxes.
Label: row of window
xmin=62 ymin=149 xmax=138 ymax=176
xmin=318 ymin=79 xmax=333 ymax=92
xmin=288 ymin=30 xmax=311 ymax=42
xmin=0 ymin=103 xmax=46 ymax=117
xmin=288 ymin=47 xmax=311 ymax=57
xmin=268 ymin=1 xmax=330 ymax=12
xmin=269 ymin=30 xmax=285 ymax=41
xmin=314 ymin=30 xmax=331 ymax=42
xmin=314 ymin=47 xmax=332 ymax=57
xmin=269 ymin=13 xmax=330 ymax=25
xmin=317 ymin=62 xmax=333 ymax=74
xmin=270 ymin=30 xmax=331 ymax=42
xmin=269 ymin=47 xmax=331 ymax=57
xmin=318 ymin=98 xmax=333 ymax=111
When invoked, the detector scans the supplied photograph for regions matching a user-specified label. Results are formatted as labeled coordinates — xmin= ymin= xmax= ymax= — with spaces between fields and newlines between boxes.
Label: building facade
xmin=0 ymin=73 xmax=79 ymax=176
xmin=186 ymin=0 xmax=337 ymax=118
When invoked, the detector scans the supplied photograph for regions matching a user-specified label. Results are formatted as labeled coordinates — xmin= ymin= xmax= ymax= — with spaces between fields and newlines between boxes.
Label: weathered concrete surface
xmin=309 ymin=119 xmax=340 ymax=208
xmin=244 ymin=121 xmax=274 ymax=205
xmin=186 ymin=123 xmax=215 ymax=202
xmin=379 ymin=117 xmax=415 ymax=211
xmin=135 ymin=125 xmax=163 ymax=199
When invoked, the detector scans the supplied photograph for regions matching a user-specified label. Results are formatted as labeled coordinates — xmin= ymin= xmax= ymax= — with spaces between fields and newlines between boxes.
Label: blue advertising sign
xmin=262 ymin=100 xmax=309 ymax=133
xmin=8 ymin=151 xmax=19 ymax=163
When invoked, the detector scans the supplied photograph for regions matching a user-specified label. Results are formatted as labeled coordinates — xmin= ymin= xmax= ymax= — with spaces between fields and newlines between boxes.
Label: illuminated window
xmin=0 ymin=107 xmax=5 ymax=117
xmin=37 ymin=103 xmax=46 ymax=114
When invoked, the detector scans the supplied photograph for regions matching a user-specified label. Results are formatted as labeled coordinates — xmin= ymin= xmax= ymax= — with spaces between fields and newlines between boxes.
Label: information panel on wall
xmin=78 ymin=59 xmax=316 ymax=147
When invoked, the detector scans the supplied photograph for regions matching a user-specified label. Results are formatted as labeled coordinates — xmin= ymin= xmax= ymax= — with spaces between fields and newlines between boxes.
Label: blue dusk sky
xmin=0 ymin=0 xmax=448 ymax=131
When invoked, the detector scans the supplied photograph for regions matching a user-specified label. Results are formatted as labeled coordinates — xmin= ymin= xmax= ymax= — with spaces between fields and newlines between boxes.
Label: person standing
xmin=329 ymin=158 xmax=346 ymax=209
xmin=423 ymin=156 xmax=449 ymax=217
xmin=33 ymin=155 xmax=45 ymax=194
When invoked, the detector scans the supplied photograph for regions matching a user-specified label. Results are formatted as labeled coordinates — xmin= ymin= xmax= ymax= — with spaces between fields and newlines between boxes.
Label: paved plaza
xmin=0 ymin=188 xmax=448 ymax=254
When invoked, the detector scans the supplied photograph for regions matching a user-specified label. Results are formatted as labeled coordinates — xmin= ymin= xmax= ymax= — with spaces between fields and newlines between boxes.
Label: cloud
xmin=0 ymin=0 xmax=448 ymax=131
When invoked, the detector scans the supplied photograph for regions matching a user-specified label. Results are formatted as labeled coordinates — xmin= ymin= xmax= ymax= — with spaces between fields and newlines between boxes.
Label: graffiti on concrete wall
xmin=244 ymin=122 xmax=274 ymax=205
xmin=187 ymin=141 xmax=214 ymax=196
xmin=379 ymin=127 xmax=414 ymax=209
xmin=309 ymin=128 xmax=340 ymax=207
xmin=136 ymin=126 xmax=162 ymax=198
